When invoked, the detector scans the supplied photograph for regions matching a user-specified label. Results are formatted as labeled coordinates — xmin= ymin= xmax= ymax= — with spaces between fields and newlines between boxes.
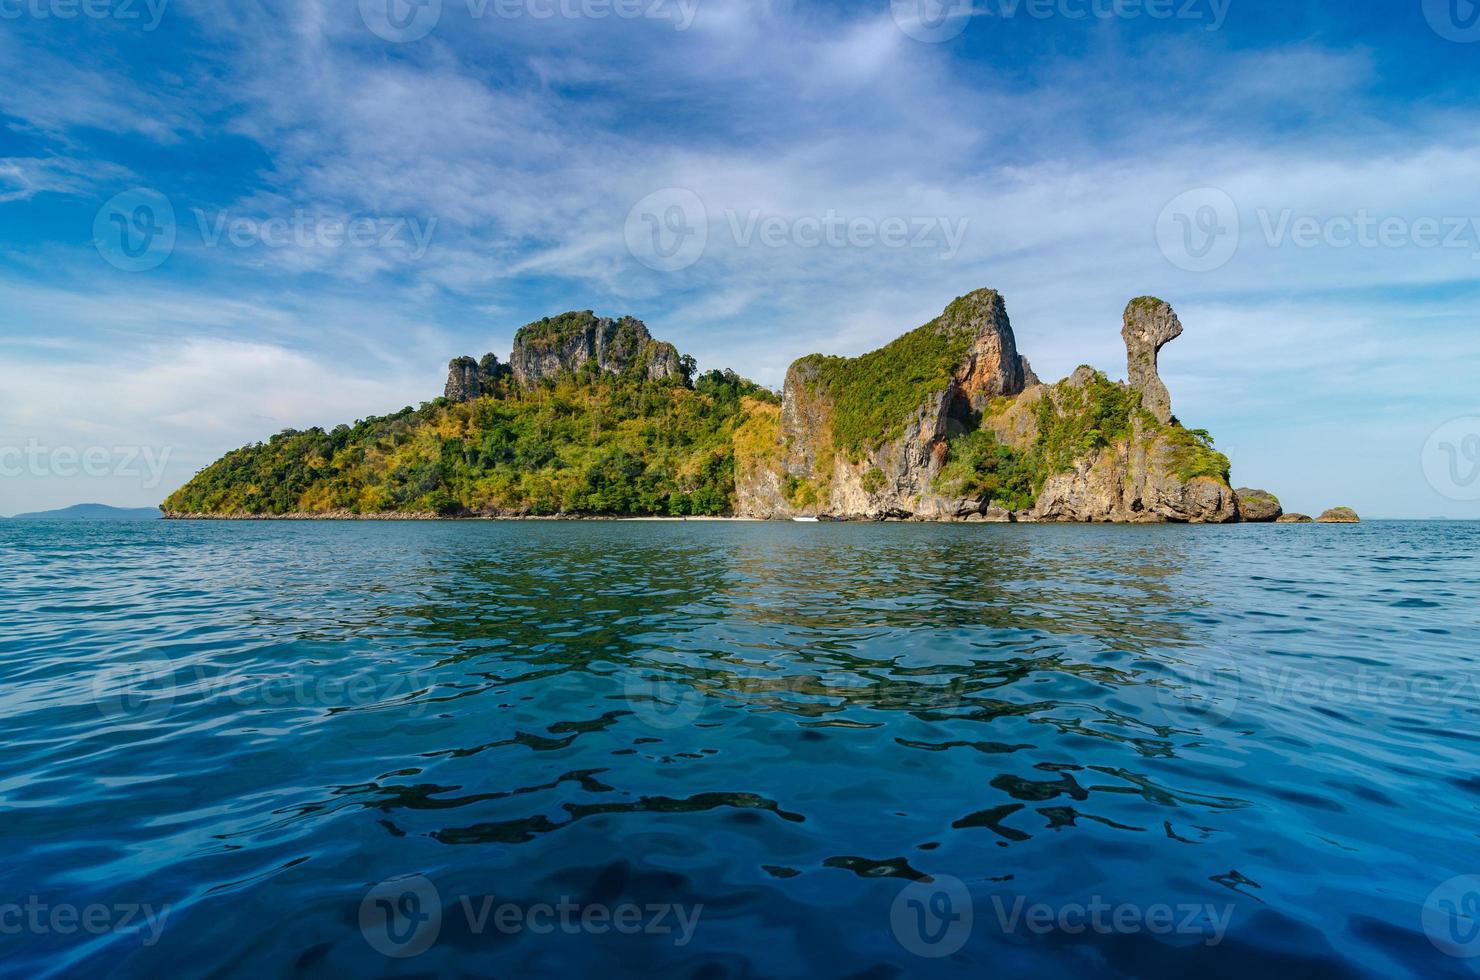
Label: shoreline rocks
xmin=1235 ymin=488 xmax=1283 ymax=523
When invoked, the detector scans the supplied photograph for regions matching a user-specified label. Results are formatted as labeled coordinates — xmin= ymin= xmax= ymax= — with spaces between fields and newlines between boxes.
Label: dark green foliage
xmin=1029 ymin=371 xmax=1137 ymax=482
xmin=934 ymin=427 xmax=1036 ymax=511
xmin=1161 ymin=424 xmax=1231 ymax=482
xmin=164 ymin=372 xmax=774 ymax=517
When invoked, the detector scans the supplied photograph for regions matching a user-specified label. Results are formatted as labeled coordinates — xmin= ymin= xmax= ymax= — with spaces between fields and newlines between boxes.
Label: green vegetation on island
xmin=794 ymin=299 xmax=981 ymax=459
xmin=163 ymin=366 xmax=775 ymax=518
xmin=164 ymin=292 xmax=1286 ymax=524
xmin=933 ymin=368 xmax=1230 ymax=510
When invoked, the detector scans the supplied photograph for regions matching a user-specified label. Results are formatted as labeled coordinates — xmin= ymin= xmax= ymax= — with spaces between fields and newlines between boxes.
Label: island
xmin=161 ymin=289 xmax=1356 ymax=523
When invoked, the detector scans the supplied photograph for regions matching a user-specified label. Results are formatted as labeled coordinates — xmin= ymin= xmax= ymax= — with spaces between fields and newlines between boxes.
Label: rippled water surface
xmin=4 ymin=519 xmax=1479 ymax=978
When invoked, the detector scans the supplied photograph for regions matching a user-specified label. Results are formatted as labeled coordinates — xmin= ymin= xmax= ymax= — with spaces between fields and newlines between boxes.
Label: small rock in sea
xmin=1317 ymin=507 xmax=1361 ymax=523
xmin=983 ymin=505 xmax=1013 ymax=523
xmin=1276 ymin=513 xmax=1314 ymax=523
xmin=1235 ymin=487 xmax=1283 ymax=523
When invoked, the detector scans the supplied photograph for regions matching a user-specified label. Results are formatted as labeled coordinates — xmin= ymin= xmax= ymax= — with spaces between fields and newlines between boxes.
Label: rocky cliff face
xmin=443 ymin=312 xmax=684 ymax=402
xmin=735 ymin=290 xmax=1240 ymax=523
xmin=510 ymin=311 xmax=683 ymax=386
xmin=444 ymin=353 xmax=512 ymax=402
xmin=735 ymin=289 xmax=1029 ymax=520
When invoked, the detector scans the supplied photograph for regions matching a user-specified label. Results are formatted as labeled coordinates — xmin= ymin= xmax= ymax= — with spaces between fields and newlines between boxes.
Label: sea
xmin=2 ymin=519 xmax=1478 ymax=978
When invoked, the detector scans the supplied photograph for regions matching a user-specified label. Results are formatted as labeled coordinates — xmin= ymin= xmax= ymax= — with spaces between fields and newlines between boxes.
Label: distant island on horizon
xmin=160 ymin=289 xmax=1359 ymax=525
xmin=8 ymin=503 xmax=163 ymax=521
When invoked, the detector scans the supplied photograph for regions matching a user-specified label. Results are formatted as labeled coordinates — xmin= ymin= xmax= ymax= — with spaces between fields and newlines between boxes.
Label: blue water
xmin=3 ymin=520 xmax=1479 ymax=978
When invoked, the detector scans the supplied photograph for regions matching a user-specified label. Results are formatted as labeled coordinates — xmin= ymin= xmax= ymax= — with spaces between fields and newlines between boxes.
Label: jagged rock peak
xmin=1122 ymin=296 xmax=1183 ymax=425
xmin=510 ymin=311 xmax=684 ymax=386
xmin=937 ymin=288 xmax=1029 ymax=405
xmin=445 ymin=353 xmax=510 ymax=402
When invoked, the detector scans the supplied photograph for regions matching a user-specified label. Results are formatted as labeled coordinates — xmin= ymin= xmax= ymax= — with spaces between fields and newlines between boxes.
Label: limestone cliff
xmin=735 ymin=290 xmax=1240 ymax=523
xmin=735 ymin=289 xmax=1029 ymax=520
xmin=510 ymin=311 xmax=684 ymax=386
xmin=1122 ymin=296 xmax=1183 ymax=425
xmin=977 ymin=366 xmax=1236 ymax=524
xmin=444 ymin=353 xmax=511 ymax=402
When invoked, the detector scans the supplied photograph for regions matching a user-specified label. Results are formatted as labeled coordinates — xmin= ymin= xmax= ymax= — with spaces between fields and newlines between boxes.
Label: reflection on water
xmin=1 ymin=520 xmax=1477 ymax=978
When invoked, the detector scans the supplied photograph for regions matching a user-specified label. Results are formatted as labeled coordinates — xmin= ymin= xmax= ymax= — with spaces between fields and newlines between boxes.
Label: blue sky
xmin=3 ymin=0 xmax=1480 ymax=517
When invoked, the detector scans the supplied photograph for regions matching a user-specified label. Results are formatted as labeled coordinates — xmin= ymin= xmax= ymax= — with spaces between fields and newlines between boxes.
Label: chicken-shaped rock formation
xmin=1121 ymin=296 xmax=1184 ymax=425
